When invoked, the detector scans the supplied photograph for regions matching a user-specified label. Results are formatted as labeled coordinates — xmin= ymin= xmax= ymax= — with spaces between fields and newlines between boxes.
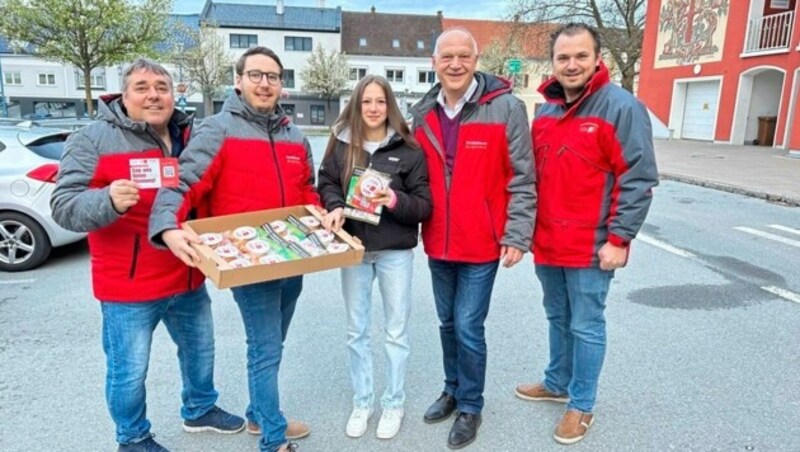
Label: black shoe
xmin=423 ymin=392 xmax=457 ymax=424
xmin=118 ymin=435 xmax=169 ymax=452
xmin=447 ymin=412 xmax=481 ymax=450
xmin=183 ymin=405 xmax=245 ymax=434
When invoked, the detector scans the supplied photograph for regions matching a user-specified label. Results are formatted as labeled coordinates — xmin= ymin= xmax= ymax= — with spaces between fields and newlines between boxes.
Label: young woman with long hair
xmin=318 ymin=75 xmax=431 ymax=440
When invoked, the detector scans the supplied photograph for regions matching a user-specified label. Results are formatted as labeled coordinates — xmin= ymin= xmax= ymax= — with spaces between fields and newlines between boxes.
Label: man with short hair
xmin=150 ymin=46 xmax=318 ymax=452
xmin=515 ymin=23 xmax=658 ymax=444
xmin=410 ymin=28 xmax=536 ymax=449
xmin=51 ymin=59 xmax=244 ymax=452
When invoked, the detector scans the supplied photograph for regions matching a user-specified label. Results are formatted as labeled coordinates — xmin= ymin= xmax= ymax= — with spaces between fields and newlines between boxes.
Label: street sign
xmin=177 ymin=97 xmax=188 ymax=112
xmin=507 ymin=58 xmax=522 ymax=74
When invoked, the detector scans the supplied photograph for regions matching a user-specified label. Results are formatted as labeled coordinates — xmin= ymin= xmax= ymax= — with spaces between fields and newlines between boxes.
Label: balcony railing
xmin=744 ymin=10 xmax=795 ymax=53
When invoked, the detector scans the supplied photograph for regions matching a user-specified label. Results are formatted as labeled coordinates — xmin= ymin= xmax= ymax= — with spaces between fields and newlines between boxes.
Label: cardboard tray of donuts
xmin=183 ymin=205 xmax=365 ymax=289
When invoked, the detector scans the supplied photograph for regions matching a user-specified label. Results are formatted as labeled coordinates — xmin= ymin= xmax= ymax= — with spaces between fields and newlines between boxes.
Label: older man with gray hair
xmin=410 ymin=28 xmax=536 ymax=449
xmin=51 ymin=59 xmax=244 ymax=452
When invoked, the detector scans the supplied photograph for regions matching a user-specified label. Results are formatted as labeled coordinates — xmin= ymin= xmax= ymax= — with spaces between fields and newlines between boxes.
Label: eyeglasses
xmin=245 ymin=70 xmax=282 ymax=85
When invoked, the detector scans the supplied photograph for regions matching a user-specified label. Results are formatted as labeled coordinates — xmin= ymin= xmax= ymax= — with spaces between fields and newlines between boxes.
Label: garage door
xmin=681 ymin=80 xmax=720 ymax=141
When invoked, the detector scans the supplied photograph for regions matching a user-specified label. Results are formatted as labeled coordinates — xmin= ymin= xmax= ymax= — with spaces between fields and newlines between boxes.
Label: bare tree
xmin=479 ymin=38 xmax=532 ymax=93
xmin=171 ymin=21 xmax=233 ymax=116
xmin=300 ymin=44 xmax=348 ymax=111
xmin=508 ymin=0 xmax=645 ymax=92
xmin=0 ymin=0 xmax=170 ymax=117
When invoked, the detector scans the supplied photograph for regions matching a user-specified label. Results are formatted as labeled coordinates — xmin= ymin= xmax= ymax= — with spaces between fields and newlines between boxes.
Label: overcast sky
xmin=173 ymin=0 xmax=510 ymax=20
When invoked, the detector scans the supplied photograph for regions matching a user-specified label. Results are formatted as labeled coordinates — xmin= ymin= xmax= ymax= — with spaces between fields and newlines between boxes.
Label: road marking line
xmin=761 ymin=286 xmax=800 ymax=304
xmin=734 ymin=227 xmax=800 ymax=248
xmin=0 ymin=279 xmax=35 ymax=285
xmin=768 ymin=224 xmax=800 ymax=236
xmin=637 ymin=234 xmax=696 ymax=258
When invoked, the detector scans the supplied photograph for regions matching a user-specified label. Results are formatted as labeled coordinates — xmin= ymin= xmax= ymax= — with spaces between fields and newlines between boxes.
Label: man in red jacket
xmin=410 ymin=28 xmax=536 ymax=449
xmin=51 ymin=59 xmax=244 ymax=452
xmin=150 ymin=47 xmax=317 ymax=452
xmin=515 ymin=23 xmax=658 ymax=444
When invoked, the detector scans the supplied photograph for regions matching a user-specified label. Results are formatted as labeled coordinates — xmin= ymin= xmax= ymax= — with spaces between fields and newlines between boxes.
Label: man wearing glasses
xmin=149 ymin=47 xmax=319 ymax=452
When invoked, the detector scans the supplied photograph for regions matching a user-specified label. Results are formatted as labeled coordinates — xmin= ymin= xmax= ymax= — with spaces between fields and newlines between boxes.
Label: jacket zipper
xmin=129 ymin=234 xmax=140 ymax=280
xmin=420 ymin=119 xmax=452 ymax=259
xmin=267 ymin=128 xmax=286 ymax=206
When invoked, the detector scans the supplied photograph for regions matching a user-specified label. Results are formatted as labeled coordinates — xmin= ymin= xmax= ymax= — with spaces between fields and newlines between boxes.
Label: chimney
xmin=277 ymin=0 xmax=284 ymax=15
xmin=437 ymin=11 xmax=443 ymax=19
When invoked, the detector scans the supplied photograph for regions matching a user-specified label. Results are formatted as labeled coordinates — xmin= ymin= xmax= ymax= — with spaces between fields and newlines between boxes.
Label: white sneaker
xmin=376 ymin=408 xmax=404 ymax=439
xmin=345 ymin=406 xmax=373 ymax=438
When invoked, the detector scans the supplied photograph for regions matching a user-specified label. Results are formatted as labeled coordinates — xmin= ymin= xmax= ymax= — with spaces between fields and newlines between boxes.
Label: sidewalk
xmin=654 ymin=139 xmax=800 ymax=207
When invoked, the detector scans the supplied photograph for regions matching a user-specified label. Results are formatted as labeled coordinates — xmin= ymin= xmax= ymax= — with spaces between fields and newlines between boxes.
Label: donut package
xmin=183 ymin=205 xmax=365 ymax=288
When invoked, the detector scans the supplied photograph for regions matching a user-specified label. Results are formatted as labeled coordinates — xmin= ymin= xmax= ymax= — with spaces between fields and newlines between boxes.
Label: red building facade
xmin=639 ymin=0 xmax=800 ymax=154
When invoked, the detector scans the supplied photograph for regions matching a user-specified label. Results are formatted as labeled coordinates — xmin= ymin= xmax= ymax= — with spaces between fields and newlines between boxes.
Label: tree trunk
xmin=203 ymin=95 xmax=214 ymax=117
xmin=83 ymin=67 xmax=94 ymax=117
xmin=621 ymin=68 xmax=635 ymax=94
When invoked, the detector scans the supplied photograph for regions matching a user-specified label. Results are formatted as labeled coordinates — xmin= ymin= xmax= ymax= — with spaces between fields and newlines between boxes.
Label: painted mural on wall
xmin=655 ymin=0 xmax=730 ymax=68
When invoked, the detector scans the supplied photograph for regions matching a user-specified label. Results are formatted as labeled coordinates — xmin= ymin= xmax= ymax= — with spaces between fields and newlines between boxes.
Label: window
xmin=282 ymin=103 xmax=295 ymax=115
xmin=359 ymin=37 xmax=367 ymax=47
xmin=523 ymin=74 xmax=530 ymax=88
xmin=230 ymin=34 xmax=258 ymax=49
xmin=38 ymin=73 xmax=56 ymax=86
xmin=392 ymin=39 xmax=400 ymax=48
xmin=385 ymin=69 xmax=404 ymax=83
xmin=76 ymin=69 xmax=106 ymax=89
xmin=285 ymin=36 xmax=312 ymax=51
xmin=417 ymin=70 xmax=435 ymax=84
xmin=32 ymin=101 xmax=76 ymax=120
xmin=349 ymin=67 xmax=367 ymax=81
xmin=3 ymin=71 xmax=21 ymax=85
xmin=283 ymin=69 xmax=295 ymax=88
xmin=23 ymin=132 xmax=69 ymax=160
xmin=310 ymin=105 xmax=325 ymax=125
xmin=770 ymin=0 xmax=790 ymax=8
xmin=417 ymin=40 xmax=425 ymax=50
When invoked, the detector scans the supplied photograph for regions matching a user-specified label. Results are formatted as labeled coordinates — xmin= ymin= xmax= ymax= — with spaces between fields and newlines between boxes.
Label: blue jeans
xmin=231 ymin=276 xmax=302 ymax=452
xmin=535 ymin=265 xmax=614 ymax=413
xmin=341 ymin=249 xmax=413 ymax=410
xmin=100 ymin=285 xmax=218 ymax=445
xmin=428 ymin=258 xmax=499 ymax=414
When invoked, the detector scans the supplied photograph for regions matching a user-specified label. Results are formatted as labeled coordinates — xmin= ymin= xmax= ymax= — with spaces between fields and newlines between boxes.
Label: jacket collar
xmin=412 ymin=71 xmax=513 ymax=120
xmin=222 ymin=90 xmax=290 ymax=133
xmin=97 ymin=93 xmax=193 ymax=133
xmin=538 ymin=60 xmax=611 ymax=108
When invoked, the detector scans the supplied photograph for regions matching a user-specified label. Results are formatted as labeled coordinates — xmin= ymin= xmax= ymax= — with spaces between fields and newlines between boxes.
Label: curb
xmin=660 ymin=173 xmax=800 ymax=207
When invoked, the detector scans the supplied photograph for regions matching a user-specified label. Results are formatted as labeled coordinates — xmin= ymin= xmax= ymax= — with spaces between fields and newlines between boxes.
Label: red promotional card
xmin=130 ymin=158 xmax=179 ymax=189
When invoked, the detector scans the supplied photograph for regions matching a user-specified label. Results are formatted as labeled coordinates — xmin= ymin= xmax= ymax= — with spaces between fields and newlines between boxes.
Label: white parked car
xmin=0 ymin=123 xmax=85 ymax=271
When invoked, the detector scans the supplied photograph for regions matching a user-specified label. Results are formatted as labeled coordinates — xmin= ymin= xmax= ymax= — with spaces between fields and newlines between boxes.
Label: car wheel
xmin=0 ymin=212 xmax=52 ymax=272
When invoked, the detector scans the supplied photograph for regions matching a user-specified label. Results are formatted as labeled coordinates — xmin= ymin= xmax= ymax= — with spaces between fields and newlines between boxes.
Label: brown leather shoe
xmin=247 ymin=419 xmax=310 ymax=440
xmin=514 ymin=383 xmax=569 ymax=403
xmin=554 ymin=410 xmax=594 ymax=444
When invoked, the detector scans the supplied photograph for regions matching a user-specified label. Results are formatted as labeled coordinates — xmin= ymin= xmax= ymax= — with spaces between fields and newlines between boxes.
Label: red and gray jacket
xmin=149 ymin=92 xmax=320 ymax=245
xmin=410 ymin=72 xmax=536 ymax=263
xmin=532 ymin=62 xmax=658 ymax=267
xmin=51 ymin=95 xmax=204 ymax=302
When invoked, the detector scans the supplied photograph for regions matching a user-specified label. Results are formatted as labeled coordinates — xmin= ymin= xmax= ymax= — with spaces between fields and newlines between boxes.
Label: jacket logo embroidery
xmin=464 ymin=140 xmax=488 ymax=150
xmin=579 ymin=122 xmax=598 ymax=134
xmin=285 ymin=155 xmax=302 ymax=163
xmin=388 ymin=157 xmax=399 ymax=162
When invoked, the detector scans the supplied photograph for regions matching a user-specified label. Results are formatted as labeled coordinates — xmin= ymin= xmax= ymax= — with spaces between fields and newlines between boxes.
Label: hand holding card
xmin=129 ymin=158 xmax=179 ymax=189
